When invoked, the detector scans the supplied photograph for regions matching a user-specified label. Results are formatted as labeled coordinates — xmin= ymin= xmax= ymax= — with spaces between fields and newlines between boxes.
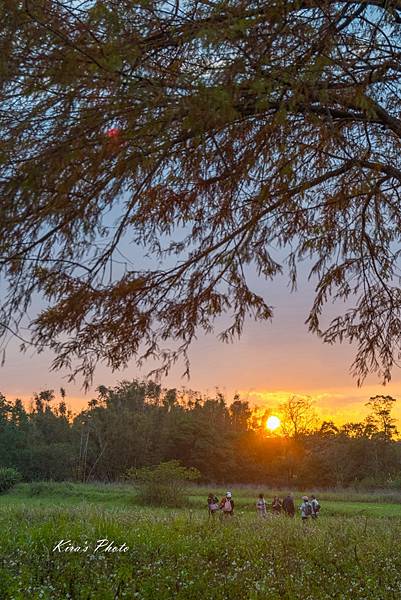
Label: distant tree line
xmin=0 ymin=380 xmax=400 ymax=488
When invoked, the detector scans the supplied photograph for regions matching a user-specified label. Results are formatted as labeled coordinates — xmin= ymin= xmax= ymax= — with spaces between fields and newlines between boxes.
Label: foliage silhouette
xmin=0 ymin=2 xmax=401 ymax=384
xmin=0 ymin=382 xmax=400 ymax=488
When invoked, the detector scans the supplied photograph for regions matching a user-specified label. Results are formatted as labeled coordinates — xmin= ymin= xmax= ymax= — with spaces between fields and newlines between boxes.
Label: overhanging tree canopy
xmin=1 ymin=0 xmax=401 ymax=386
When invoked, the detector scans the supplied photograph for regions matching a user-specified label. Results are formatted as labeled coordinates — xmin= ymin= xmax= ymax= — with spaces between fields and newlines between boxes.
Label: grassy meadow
xmin=1 ymin=482 xmax=401 ymax=599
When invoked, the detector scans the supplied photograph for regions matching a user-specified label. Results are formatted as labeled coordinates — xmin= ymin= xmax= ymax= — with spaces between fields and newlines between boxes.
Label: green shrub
xmin=353 ymin=476 xmax=387 ymax=491
xmin=28 ymin=481 xmax=47 ymax=496
xmin=126 ymin=460 xmax=200 ymax=507
xmin=0 ymin=467 xmax=21 ymax=493
xmin=28 ymin=481 xmax=76 ymax=496
xmin=388 ymin=477 xmax=401 ymax=490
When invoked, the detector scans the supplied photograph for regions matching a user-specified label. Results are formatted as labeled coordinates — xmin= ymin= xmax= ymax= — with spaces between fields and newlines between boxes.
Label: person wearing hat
xmin=299 ymin=495 xmax=312 ymax=521
xmin=220 ymin=491 xmax=234 ymax=518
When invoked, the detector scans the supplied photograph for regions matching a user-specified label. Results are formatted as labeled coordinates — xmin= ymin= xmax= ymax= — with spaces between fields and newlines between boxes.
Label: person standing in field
xmin=272 ymin=496 xmax=282 ymax=515
xmin=310 ymin=495 xmax=320 ymax=519
xmin=256 ymin=493 xmax=267 ymax=518
xmin=282 ymin=493 xmax=295 ymax=517
xmin=299 ymin=496 xmax=312 ymax=522
xmin=207 ymin=493 xmax=220 ymax=518
xmin=220 ymin=491 xmax=234 ymax=518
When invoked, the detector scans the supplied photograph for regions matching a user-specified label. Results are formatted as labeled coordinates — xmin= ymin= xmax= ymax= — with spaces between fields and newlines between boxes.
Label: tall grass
xmin=190 ymin=483 xmax=401 ymax=505
xmin=1 ymin=501 xmax=401 ymax=599
xmin=9 ymin=481 xmax=401 ymax=505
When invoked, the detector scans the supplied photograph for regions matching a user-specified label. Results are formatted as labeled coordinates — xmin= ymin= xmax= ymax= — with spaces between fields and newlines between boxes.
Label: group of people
xmin=207 ymin=491 xmax=235 ymax=518
xmin=259 ymin=493 xmax=320 ymax=520
xmin=207 ymin=491 xmax=320 ymax=521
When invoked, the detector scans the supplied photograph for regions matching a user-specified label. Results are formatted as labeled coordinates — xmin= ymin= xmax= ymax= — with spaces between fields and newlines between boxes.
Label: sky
xmin=2 ymin=2 xmax=398 ymax=424
xmin=1 ymin=252 xmax=400 ymax=425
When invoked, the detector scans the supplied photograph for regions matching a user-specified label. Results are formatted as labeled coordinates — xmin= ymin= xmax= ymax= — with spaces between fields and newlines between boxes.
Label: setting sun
xmin=266 ymin=415 xmax=281 ymax=431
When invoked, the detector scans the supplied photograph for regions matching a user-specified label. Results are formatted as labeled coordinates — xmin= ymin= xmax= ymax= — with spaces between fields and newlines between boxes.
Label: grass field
xmin=1 ymin=482 xmax=401 ymax=599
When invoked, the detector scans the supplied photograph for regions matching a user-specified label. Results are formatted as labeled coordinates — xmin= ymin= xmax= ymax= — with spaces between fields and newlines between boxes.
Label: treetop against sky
xmin=0 ymin=0 xmax=401 ymax=391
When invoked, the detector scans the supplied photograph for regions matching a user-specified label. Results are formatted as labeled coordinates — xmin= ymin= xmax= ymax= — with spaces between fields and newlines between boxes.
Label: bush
xmin=126 ymin=460 xmax=200 ymax=507
xmin=28 ymin=481 xmax=53 ymax=496
xmin=0 ymin=467 xmax=21 ymax=493
xmin=388 ymin=477 xmax=401 ymax=491
xmin=353 ymin=476 xmax=387 ymax=491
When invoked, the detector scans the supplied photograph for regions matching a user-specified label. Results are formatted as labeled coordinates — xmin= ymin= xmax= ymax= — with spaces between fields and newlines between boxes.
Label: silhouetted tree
xmin=365 ymin=395 xmax=399 ymax=440
xmin=0 ymin=2 xmax=401 ymax=385
xmin=279 ymin=396 xmax=318 ymax=438
xmin=0 ymin=381 xmax=400 ymax=487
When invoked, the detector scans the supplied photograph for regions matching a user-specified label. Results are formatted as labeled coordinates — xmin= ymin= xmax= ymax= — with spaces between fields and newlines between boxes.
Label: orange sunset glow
xmin=1 ymin=260 xmax=400 ymax=424
xmin=2 ymin=263 xmax=399 ymax=434
xmin=3 ymin=4 xmax=401 ymax=597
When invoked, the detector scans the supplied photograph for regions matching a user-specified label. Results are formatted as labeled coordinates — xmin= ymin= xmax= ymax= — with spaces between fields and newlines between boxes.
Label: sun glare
xmin=266 ymin=415 xmax=281 ymax=431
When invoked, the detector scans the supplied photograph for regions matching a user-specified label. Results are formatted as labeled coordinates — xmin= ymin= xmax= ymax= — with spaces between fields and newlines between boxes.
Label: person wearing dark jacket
xmin=282 ymin=493 xmax=295 ymax=517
